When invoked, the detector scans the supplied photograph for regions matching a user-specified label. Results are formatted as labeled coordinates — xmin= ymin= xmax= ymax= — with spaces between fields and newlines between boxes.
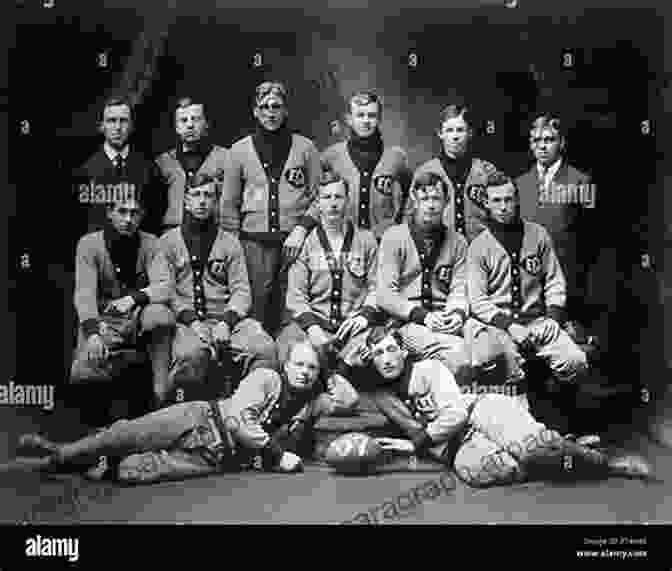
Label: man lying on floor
xmin=356 ymin=325 xmax=653 ymax=486
xmin=15 ymin=341 xmax=346 ymax=484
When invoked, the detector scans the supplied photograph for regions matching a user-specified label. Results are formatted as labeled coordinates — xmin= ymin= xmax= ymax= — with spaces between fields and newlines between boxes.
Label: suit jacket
xmin=515 ymin=161 xmax=596 ymax=305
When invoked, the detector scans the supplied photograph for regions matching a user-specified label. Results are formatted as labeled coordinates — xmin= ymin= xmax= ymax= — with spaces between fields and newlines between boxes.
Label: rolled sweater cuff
xmin=130 ymin=291 xmax=150 ymax=307
xmin=177 ymin=309 xmax=199 ymax=326
xmin=295 ymin=312 xmax=325 ymax=333
xmin=447 ymin=308 xmax=467 ymax=324
xmin=409 ymin=307 xmax=429 ymax=326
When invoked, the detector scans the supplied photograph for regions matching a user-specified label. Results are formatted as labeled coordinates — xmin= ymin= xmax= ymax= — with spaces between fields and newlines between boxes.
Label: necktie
xmin=114 ymin=155 xmax=125 ymax=176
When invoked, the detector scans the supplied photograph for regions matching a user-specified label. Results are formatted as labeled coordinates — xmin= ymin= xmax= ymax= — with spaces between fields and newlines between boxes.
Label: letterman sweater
xmin=377 ymin=222 xmax=469 ymax=323
xmin=467 ymin=219 xmax=567 ymax=330
xmin=286 ymin=221 xmax=379 ymax=333
xmin=220 ymin=128 xmax=321 ymax=240
xmin=74 ymin=230 xmax=172 ymax=338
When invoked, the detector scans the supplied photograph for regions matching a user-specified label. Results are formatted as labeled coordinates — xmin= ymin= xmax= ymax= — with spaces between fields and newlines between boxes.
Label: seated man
xmin=377 ymin=171 xmax=471 ymax=385
xmin=160 ymin=173 xmax=277 ymax=405
xmin=70 ymin=190 xmax=175 ymax=408
xmin=277 ymin=169 xmax=378 ymax=413
xmin=360 ymin=326 xmax=651 ymax=487
xmin=17 ymin=341 xmax=341 ymax=484
xmin=466 ymin=170 xmax=587 ymax=395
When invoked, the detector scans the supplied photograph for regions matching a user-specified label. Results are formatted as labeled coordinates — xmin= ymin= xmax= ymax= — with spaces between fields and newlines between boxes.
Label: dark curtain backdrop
xmin=11 ymin=1 xmax=666 ymax=414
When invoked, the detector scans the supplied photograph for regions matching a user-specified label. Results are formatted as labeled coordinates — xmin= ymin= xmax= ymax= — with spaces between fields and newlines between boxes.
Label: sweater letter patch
xmin=372 ymin=175 xmax=394 ymax=196
xmin=207 ymin=259 xmax=228 ymax=285
xmin=466 ymin=183 xmax=488 ymax=209
xmin=346 ymin=253 xmax=367 ymax=279
xmin=285 ymin=167 xmax=307 ymax=189
xmin=522 ymin=255 xmax=541 ymax=276
xmin=435 ymin=264 xmax=453 ymax=286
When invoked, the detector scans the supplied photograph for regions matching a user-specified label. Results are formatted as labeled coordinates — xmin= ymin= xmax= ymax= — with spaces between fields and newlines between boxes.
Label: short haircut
xmin=438 ymin=102 xmax=472 ymax=127
xmin=255 ymin=81 xmax=288 ymax=106
xmin=484 ymin=170 xmax=518 ymax=197
xmin=530 ymin=113 xmax=564 ymax=137
xmin=411 ymin=172 xmax=447 ymax=197
xmin=347 ymin=90 xmax=383 ymax=113
xmin=366 ymin=324 xmax=404 ymax=350
xmin=319 ymin=163 xmax=349 ymax=195
xmin=186 ymin=172 xmax=218 ymax=191
xmin=101 ymin=95 xmax=133 ymax=121
xmin=175 ymin=97 xmax=206 ymax=117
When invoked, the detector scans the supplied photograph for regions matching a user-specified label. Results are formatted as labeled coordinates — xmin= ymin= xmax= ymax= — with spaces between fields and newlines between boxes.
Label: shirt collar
xmin=104 ymin=142 xmax=130 ymax=163
xmin=537 ymin=157 xmax=562 ymax=180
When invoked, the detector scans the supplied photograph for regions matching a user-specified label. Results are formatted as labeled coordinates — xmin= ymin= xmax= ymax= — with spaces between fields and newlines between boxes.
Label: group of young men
xmin=14 ymin=80 xmax=653 ymax=488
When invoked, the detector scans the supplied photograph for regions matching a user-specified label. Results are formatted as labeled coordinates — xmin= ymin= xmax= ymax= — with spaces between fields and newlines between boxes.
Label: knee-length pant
xmin=395 ymin=323 xmax=472 ymax=385
xmin=71 ymin=304 xmax=175 ymax=384
xmin=466 ymin=317 xmax=588 ymax=385
xmin=454 ymin=394 xmax=565 ymax=487
xmin=169 ymin=318 xmax=278 ymax=390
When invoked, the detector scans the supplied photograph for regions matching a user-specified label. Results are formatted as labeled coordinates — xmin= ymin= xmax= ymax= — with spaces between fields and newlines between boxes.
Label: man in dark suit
xmin=515 ymin=114 xmax=597 ymax=333
xmin=72 ymin=95 xmax=166 ymax=239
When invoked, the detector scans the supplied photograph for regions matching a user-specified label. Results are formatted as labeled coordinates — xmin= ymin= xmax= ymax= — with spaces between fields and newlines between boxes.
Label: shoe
xmin=18 ymin=434 xmax=61 ymax=458
xmin=565 ymin=433 xmax=602 ymax=448
xmin=607 ymin=454 xmax=653 ymax=479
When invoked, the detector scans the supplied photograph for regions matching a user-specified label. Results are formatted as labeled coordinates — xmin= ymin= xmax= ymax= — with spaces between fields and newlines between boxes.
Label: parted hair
xmin=411 ymin=172 xmax=447 ymax=197
xmin=186 ymin=171 xmax=219 ymax=191
xmin=365 ymin=324 xmax=404 ymax=350
xmin=530 ymin=113 xmax=565 ymax=137
xmin=438 ymin=102 xmax=472 ymax=127
xmin=484 ymin=169 xmax=518 ymax=197
xmin=347 ymin=90 xmax=383 ymax=113
xmin=100 ymin=95 xmax=133 ymax=120
xmin=175 ymin=97 xmax=207 ymax=117
xmin=319 ymin=163 xmax=350 ymax=194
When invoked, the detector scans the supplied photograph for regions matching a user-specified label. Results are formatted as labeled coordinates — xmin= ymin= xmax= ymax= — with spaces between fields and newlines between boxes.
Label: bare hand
xmin=191 ymin=321 xmax=213 ymax=345
xmin=435 ymin=311 xmax=463 ymax=335
xmin=336 ymin=315 xmax=368 ymax=343
xmin=424 ymin=312 xmax=445 ymax=332
xmin=307 ymin=325 xmax=333 ymax=349
xmin=212 ymin=321 xmax=231 ymax=344
xmin=375 ymin=437 xmax=415 ymax=454
xmin=532 ymin=319 xmax=561 ymax=345
xmin=86 ymin=334 xmax=108 ymax=364
xmin=105 ymin=295 xmax=135 ymax=315
xmin=282 ymin=226 xmax=307 ymax=264
xmin=277 ymin=451 xmax=303 ymax=472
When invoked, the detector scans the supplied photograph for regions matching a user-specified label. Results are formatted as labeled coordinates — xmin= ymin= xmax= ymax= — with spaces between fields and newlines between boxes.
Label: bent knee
xmin=141 ymin=304 xmax=176 ymax=329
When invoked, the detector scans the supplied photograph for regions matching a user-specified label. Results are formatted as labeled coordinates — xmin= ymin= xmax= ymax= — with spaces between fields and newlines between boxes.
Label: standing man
xmin=70 ymin=190 xmax=175 ymax=408
xmin=73 ymin=95 xmax=166 ymax=237
xmin=277 ymin=169 xmax=380 ymax=412
xmin=17 ymin=341 xmax=342 ymax=484
xmin=377 ymin=172 xmax=472 ymax=385
xmin=515 ymin=113 xmax=597 ymax=333
xmin=361 ymin=325 xmax=651 ymax=487
xmin=466 ymin=171 xmax=588 ymax=397
xmin=220 ymin=81 xmax=321 ymax=335
xmin=320 ymin=90 xmax=411 ymax=240
xmin=155 ymin=97 xmax=229 ymax=234
xmin=160 ymin=173 xmax=277 ymax=406
xmin=411 ymin=103 xmax=498 ymax=243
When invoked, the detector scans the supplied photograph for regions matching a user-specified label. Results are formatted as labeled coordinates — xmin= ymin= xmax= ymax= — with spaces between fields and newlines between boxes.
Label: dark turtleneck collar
xmin=438 ymin=150 xmax=473 ymax=186
xmin=408 ymin=219 xmax=446 ymax=257
xmin=181 ymin=211 xmax=219 ymax=263
xmin=488 ymin=217 xmax=525 ymax=256
xmin=252 ymin=124 xmax=293 ymax=178
xmin=176 ymin=137 xmax=214 ymax=175
xmin=347 ymin=129 xmax=384 ymax=174
xmin=103 ymin=225 xmax=141 ymax=288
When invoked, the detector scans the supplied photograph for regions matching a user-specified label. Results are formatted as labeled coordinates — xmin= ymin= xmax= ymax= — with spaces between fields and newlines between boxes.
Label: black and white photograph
xmin=3 ymin=0 xmax=670 ymax=558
